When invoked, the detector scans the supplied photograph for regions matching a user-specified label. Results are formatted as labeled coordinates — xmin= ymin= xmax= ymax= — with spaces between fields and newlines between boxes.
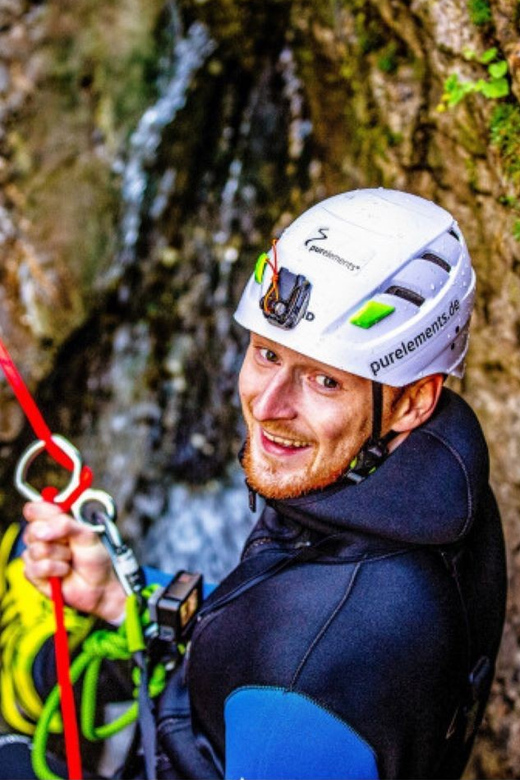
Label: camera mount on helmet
xmin=260 ymin=267 xmax=311 ymax=330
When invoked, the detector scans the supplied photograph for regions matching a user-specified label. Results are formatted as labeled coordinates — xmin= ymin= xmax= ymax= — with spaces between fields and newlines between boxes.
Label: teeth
xmin=263 ymin=430 xmax=310 ymax=448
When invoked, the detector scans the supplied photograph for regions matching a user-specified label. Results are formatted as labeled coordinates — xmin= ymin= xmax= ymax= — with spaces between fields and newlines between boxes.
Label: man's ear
xmin=391 ymin=374 xmax=444 ymax=433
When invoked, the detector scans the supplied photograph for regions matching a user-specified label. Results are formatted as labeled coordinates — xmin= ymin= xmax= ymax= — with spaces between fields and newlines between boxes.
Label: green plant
xmin=377 ymin=41 xmax=399 ymax=74
xmin=467 ymin=0 xmax=492 ymax=26
xmin=438 ymin=47 xmax=509 ymax=109
xmin=492 ymin=109 xmax=520 ymax=242
xmin=438 ymin=42 xmax=520 ymax=242
xmin=490 ymin=104 xmax=520 ymax=186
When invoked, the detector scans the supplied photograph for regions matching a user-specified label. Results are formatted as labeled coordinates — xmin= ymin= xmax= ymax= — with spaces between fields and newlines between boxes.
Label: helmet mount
xmin=258 ymin=240 xmax=313 ymax=330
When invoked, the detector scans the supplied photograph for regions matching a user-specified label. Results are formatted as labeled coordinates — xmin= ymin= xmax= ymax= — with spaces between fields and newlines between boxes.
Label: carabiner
xmin=68 ymin=491 xmax=144 ymax=597
xmin=69 ymin=488 xmax=117 ymax=531
xmin=14 ymin=434 xmax=142 ymax=596
xmin=15 ymin=434 xmax=85 ymax=505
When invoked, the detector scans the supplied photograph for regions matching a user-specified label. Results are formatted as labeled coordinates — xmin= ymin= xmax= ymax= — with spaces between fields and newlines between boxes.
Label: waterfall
xmin=143 ymin=467 xmax=258 ymax=582
xmin=103 ymin=9 xmax=256 ymax=581
xmin=111 ymin=18 xmax=216 ymax=279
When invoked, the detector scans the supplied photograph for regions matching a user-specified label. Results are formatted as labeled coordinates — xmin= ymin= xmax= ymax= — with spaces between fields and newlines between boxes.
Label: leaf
xmin=446 ymin=81 xmax=476 ymax=106
xmin=480 ymin=78 xmax=510 ymax=99
xmin=444 ymin=73 xmax=460 ymax=89
xmin=488 ymin=61 xmax=508 ymax=79
xmin=479 ymin=47 xmax=498 ymax=64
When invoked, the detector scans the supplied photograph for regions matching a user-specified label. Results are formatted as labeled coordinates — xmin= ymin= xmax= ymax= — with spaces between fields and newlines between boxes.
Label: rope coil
xmin=32 ymin=589 xmax=167 ymax=780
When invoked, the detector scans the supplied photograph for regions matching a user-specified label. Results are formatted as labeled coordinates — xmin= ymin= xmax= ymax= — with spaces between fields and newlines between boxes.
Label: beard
xmin=241 ymin=434 xmax=354 ymax=500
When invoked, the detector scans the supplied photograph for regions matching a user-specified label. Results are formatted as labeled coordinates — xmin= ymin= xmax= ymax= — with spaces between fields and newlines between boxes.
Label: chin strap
xmin=342 ymin=382 xmax=397 ymax=485
xmin=237 ymin=443 xmax=258 ymax=512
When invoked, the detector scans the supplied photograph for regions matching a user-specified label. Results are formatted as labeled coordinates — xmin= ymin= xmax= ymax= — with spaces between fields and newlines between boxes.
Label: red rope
xmin=0 ymin=340 xmax=84 ymax=779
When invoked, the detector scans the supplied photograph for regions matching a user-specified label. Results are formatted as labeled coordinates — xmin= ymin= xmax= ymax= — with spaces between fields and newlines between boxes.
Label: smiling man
xmin=239 ymin=334 xmax=437 ymax=499
xmin=0 ymin=189 xmax=507 ymax=780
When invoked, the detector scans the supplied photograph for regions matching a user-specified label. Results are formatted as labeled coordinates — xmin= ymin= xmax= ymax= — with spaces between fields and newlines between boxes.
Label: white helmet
xmin=234 ymin=188 xmax=476 ymax=388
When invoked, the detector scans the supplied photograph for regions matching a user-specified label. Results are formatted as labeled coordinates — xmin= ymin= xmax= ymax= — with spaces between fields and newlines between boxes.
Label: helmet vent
xmin=385 ymin=285 xmax=425 ymax=307
xmin=421 ymin=252 xmax=451 ymax=273
xmin=448 ymin=228 xmax=460 ymax=242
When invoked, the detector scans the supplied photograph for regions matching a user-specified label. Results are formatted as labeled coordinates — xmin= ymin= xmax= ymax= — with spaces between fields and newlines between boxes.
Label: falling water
xmin=112 ymin=18 xmax=216 ymax=276
xmin=143 ymin=468 xmax=259 ymax=582
xmin=105 ymin=9 xmax=256 ymax=582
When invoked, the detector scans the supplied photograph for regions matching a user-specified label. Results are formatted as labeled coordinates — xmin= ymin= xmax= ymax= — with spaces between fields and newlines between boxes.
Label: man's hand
xmin=22 ymin=501 xmax=127 ymax=623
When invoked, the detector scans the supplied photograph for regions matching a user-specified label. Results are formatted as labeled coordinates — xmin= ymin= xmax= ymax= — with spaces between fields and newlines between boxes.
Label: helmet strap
xmin=342 ymin=381 xmax=397 ymax=485
xmin=371 ymin=380 xmax=383 ymax=442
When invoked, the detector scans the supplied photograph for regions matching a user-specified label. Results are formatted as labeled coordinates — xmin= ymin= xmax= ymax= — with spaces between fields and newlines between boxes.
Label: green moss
xmin=377 ymin=41 xmax=399 ymax=74
xmin=490 ymin=104 xmax=520 ymax=186
xmin=492 ymin=105 xmax=520 ymax=242
xmin=465 ymin=156 xmax=478 ymax=192
xmin=467 ymin=0 xmax=492 ymax=26
xmin=354 ymin=9 xmax=386 ymax=55
xmin=43 ymin=0 xmax=165 ymax=146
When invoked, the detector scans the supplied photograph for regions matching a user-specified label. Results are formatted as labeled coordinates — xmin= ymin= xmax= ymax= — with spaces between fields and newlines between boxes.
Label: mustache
xmin=257 ymin=421 xmax=315 ymax=443
xmin=242 ymin=402 xmax=315 ymax=443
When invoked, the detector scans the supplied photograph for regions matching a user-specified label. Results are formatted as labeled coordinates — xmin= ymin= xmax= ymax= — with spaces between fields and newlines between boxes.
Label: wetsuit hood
xmin=264 ymin=388 xmax=489 ymax=546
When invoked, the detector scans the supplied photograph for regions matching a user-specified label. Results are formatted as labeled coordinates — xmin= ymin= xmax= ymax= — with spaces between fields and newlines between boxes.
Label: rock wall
xmin=0 ymin=0 xmax=519 ymax=775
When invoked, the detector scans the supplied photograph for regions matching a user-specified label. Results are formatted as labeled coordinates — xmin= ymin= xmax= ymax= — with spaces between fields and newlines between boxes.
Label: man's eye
xmin=259 ymin=348 xmax=278 ymax=363
xmin=316 ymin=374 xmax=339 ymax=389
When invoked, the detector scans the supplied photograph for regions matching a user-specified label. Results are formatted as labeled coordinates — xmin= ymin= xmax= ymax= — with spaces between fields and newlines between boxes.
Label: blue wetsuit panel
xmin=225 ymin=686 xmax=379 ymax=780
xmin=142 ymin=565 xmax=171 ymax=587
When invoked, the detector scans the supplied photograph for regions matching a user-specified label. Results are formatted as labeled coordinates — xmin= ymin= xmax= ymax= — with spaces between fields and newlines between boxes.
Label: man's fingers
xmin=22 ymin=548 xmax=71 ymax=583
xmin=22 ymin=502 xmax=100 ymax=547
xmin=26 ymin=539 xmax=72 ymax=563
xmin=23 ymin=500 xmax=64 ymax=522
xmin=23 ymin=516 xmax=74 ymax=546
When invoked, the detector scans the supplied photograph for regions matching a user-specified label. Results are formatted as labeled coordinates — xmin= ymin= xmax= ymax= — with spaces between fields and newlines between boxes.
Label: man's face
xmin=239 ymin=333 xmax=376 ymax=500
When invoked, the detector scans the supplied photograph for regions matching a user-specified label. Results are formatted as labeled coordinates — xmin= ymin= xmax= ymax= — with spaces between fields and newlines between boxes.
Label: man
xmin=0 ymin=188 xmax=507 ymax=778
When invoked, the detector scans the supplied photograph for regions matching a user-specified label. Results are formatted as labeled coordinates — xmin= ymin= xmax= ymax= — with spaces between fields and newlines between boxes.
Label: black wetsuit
xmin=153 ymin=388 xmax=507 ymax=779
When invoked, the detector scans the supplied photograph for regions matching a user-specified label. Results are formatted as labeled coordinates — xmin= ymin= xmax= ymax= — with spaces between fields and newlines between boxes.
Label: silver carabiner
xmin=69 ymin=491 xmax=143 ymax=597
xmin=69 ymin=488 xmax=117 ymax=532
xmin=15 ymin=435 xmax=84 ymax=504
xmin=15 ymin=436 xmax=142 ymax=596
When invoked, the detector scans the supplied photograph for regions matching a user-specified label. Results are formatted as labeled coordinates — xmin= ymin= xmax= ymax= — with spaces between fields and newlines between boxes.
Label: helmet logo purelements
xmin=304 ymin=227 xmax=329 ymax=246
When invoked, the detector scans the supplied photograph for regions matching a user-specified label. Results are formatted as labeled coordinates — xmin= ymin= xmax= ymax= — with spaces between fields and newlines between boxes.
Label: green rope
xmin=31 ymin=588 xmax=167 ymax=780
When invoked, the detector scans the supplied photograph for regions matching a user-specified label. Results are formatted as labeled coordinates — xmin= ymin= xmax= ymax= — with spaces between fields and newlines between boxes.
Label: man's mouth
xmin=262 ymin=429 xmax=312 ymax=449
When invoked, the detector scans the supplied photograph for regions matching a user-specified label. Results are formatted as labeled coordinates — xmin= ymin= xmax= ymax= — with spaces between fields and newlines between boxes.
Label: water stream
xmin=109 ymin=9 xmax=257 ymax=582
xmin=112 ymin=17 xmax=216 ymax=275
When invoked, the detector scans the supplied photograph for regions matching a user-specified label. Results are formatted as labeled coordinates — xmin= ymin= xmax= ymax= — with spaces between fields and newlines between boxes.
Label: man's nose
xmin=252 ymin=370 xmax=297 ymax=421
